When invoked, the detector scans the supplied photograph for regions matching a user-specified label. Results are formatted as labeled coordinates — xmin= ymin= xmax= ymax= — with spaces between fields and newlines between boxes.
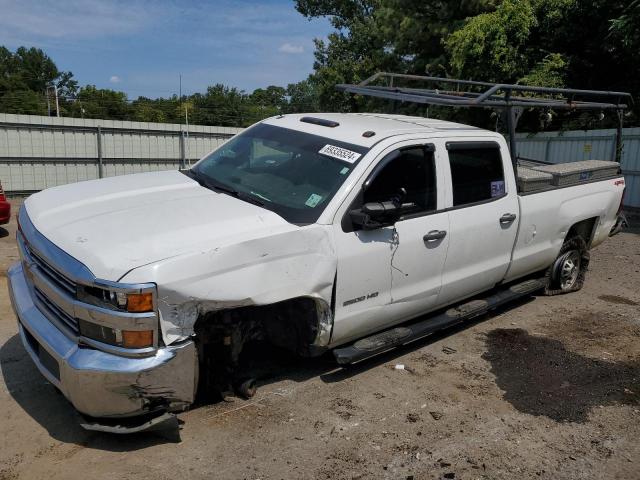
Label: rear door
xmin=437 ymin=140 xmax=519 ymax=306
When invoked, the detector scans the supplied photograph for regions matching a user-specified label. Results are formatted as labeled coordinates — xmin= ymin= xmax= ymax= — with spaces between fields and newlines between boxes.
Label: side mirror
xmin=349 ymin=201 xmax=400 ymax=230
xmin=349 ymin=198 xmax=417 ymax=230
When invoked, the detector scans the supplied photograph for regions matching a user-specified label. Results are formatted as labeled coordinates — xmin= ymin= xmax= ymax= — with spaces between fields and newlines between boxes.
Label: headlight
xmin=78 ymin=283 xmax=157 ymax=350
xmin=81 ymin=286 xmax=155 ymax=313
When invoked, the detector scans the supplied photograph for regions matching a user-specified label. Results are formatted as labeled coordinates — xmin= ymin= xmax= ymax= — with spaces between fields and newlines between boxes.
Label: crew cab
xmin=6 ymin=113 xmax=625 ymax=432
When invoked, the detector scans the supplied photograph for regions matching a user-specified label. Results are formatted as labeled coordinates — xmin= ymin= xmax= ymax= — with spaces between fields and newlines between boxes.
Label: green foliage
xmin=609 ymin=0 xmax=639 ymax=49
xmin=285 ymin=79 xmax=320 ymax=112
xmin=0 ymin=46 xmax=322 ymax=126
xmin=519 ymin=53 xmax=567 ymax=88
xmin=375 ymin=0 xmax=498 ymax=75
xmin=2 ymin=0 xmax=639 ymax=127
xmin=445 ymin=0 xmax=537 ymax=81
xmin=298 ymin=0 xmax=639 ymax=124
xmin=0 ymin=46 xmax=77 ymax=116
xmin=67 ymin=85 xmax=130 ymax=120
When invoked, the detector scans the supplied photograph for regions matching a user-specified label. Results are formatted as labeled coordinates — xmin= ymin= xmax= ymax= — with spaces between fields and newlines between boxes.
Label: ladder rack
xmin=336 ymin=72 xmax=633 ymax=168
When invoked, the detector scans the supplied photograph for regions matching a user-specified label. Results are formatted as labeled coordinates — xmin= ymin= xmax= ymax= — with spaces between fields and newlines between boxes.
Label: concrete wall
xmin=0 ymin=113 xmax=243 ymax=192
xmin=516 ymin=127 xmax=640 ymax=208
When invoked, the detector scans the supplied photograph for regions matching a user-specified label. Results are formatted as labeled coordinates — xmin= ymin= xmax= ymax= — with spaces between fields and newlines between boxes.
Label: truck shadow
xmin=0 ymin=334 xmax=173 ymax=451
xmin=482 ymin=328 xmax=640 ymax=423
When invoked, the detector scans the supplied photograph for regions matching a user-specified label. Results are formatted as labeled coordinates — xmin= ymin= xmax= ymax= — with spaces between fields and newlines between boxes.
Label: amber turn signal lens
xmin=122 ymin=330 xmax=154 ymax=348
xmin=127 ymin=292 xmax=153 ymax=312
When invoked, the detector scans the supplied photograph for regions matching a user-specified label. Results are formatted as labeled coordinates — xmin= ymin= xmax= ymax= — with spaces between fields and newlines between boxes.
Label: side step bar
xmin=333 ymin=278 xmax=545 ymax=365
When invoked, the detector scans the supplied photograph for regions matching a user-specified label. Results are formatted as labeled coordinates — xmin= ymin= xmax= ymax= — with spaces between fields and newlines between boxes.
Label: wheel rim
xmin=559 ymin=250 xmax=581 ymax=290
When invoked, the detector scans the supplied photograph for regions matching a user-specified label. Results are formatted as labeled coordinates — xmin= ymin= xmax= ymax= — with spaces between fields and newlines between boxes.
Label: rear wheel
xmin=544 ymin=236 xmax=589 ymax=295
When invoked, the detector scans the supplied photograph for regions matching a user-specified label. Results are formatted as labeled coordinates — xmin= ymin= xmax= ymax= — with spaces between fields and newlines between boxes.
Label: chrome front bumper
xmin=8 ymin=262 xmax=198 ymax=418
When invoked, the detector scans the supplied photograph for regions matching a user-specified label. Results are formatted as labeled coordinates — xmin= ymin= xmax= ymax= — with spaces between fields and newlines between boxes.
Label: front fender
xmin=121 ymin=225 xmax=337 ymax=345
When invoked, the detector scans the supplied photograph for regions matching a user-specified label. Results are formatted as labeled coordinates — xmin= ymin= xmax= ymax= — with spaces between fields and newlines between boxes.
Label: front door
xmin=332 ymin=144 xmax=449 ymax=344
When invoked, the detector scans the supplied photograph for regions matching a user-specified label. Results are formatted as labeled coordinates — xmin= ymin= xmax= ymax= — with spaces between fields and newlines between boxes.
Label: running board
xmin=333 ymin=278 xmax=545 ymax=365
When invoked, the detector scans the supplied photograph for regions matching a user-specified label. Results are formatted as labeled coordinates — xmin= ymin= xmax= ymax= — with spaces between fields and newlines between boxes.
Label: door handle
xmin=424 ymin=230 xmax=447 ymax=242
xmin=500 ymin=213 xmax=517 ymax=224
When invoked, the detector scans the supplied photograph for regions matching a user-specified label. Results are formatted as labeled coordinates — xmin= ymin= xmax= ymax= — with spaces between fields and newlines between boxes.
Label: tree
xmin=294 ymin=0 xmax=500 ymax=111
xmin=285 ymin=79 xmax=320 ymax=112
xmin=610 ymin=0 xmax=640 ymax=49
xmin=297 ymin=0 xmax=639 ymax=123
xmin=445 ymin=0 xmax=538 ymax=82
xmin=0 ymin=46 xmax=77 ymax=115
xmin=250 ymin=86 xmax=287 ymax=111
xmin=68 ymin=85 xmax=130 ymax=120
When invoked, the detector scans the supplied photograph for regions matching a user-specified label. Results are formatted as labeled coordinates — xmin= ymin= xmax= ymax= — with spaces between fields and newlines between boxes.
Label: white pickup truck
xmin=7 ymin=113 xmax=625 ymax=432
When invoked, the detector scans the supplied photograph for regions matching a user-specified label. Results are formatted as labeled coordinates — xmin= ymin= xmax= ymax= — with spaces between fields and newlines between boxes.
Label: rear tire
xmin=544 ymin=236 xmax=589 ymax=295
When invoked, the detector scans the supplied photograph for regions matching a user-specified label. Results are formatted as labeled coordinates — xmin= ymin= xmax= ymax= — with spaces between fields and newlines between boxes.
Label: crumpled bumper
xmin=7 ymin=262 xmax=198 ymax=419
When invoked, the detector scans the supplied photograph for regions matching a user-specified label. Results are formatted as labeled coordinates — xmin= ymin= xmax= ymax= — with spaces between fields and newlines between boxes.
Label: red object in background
xmin=0 ymin=180 xmax=10 ymax=225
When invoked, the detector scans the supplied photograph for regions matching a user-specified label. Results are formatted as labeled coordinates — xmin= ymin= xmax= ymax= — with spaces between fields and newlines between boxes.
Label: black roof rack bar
xmin=357 ymin=72 xmax=632 ymax=103
xmin=366 ymin=85 xmax=627 ymax=108
xmin=336 ymin=72 xmax=633 ymax=166
xmin=353 ymin=85 xmax=627 ymax=110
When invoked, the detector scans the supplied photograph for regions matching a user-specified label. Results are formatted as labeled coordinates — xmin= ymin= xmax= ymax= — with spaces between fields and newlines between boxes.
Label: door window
xmin=448 ymin=145 xmax=505 ymax=207
xmin=364 ymin=147 xmax=437 ymax=215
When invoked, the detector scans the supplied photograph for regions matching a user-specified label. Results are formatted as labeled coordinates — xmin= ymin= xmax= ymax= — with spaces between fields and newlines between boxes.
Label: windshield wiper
xmin=187 ymin=169 xmax=264 ymax=206
xmin=236 ymin=192 xmax=265 ymax=207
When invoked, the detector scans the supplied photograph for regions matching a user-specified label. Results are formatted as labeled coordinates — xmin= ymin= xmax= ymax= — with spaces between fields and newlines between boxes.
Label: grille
xmin=27 ymin=246 xmax=77 ymax=295
xmin=33 ymin=286 xmax=80 ymax=335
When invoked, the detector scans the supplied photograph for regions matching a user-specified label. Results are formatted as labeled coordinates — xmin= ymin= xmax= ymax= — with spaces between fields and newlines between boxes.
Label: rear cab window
xmin=446 ymin=142 xmax=505 ymax=207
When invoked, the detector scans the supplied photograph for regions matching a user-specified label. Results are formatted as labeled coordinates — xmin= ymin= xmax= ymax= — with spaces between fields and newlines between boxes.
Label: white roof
xmin=261 ymin=113 xmax=484 ymax=147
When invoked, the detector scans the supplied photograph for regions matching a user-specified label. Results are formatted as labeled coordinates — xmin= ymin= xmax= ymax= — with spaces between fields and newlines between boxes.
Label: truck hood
xmin=24 ymin=170 xmax=294 ymax=280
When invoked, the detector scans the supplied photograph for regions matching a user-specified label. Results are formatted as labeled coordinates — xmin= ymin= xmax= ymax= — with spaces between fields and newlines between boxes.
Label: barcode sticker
xmin=318 ymin=144 xmax=361 ymax=163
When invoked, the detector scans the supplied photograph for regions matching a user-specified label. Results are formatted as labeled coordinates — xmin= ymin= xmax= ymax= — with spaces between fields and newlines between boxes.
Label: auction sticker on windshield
xmin=319 ymin=145 xmax=361 ymax=163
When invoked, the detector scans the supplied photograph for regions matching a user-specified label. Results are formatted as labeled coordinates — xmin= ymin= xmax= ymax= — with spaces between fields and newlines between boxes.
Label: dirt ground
xmin=0 ymin=197 xmax=638 ymax=480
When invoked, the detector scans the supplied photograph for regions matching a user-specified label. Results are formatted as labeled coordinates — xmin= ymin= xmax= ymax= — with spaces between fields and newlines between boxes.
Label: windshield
xmin=191 ymin=123 xmax=369 ymax=223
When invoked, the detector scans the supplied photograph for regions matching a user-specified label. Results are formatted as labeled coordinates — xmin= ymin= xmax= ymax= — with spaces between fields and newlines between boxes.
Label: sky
xmin=0 ymin=0 xmax=333 ymax=98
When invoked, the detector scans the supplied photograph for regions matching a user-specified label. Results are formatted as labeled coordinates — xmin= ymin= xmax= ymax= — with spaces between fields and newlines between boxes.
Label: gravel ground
xmin=0 ymin=197 xmax=638 ymax=480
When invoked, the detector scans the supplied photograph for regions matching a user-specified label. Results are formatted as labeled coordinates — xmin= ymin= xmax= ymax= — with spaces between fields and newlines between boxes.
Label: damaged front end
xmin=10 ymin=206 xmax=337 ymax=432
xmin=8 ymin=262 xmax=198 ymax=429
xmin=123 ymin=223 xmax=338 ymax=404
xmin=9 ymin=209 xmax=199 ymax=433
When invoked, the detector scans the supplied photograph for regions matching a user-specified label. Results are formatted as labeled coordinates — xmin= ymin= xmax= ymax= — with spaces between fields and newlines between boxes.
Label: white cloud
xmin=278 ymin=43 xmax=304 ymax=54
xmin=109 ymin=75 xmax=121 ymax=84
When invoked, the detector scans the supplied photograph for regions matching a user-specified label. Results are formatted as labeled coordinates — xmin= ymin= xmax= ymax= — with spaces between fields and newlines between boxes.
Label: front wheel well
xmin=192 ymin=296 xmax=332 ymax=401
xmin=192 ymin=296 xmax=331 ymax=356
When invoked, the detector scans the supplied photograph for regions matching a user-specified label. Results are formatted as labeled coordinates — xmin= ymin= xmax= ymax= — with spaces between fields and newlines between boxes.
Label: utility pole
xmin=46 ymin=85 xmax=60 ymax=117
xmin=185 ymin=100 xmax=190 ymax=167
xmin=54 ymin=85 xmax=60 ymax=117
